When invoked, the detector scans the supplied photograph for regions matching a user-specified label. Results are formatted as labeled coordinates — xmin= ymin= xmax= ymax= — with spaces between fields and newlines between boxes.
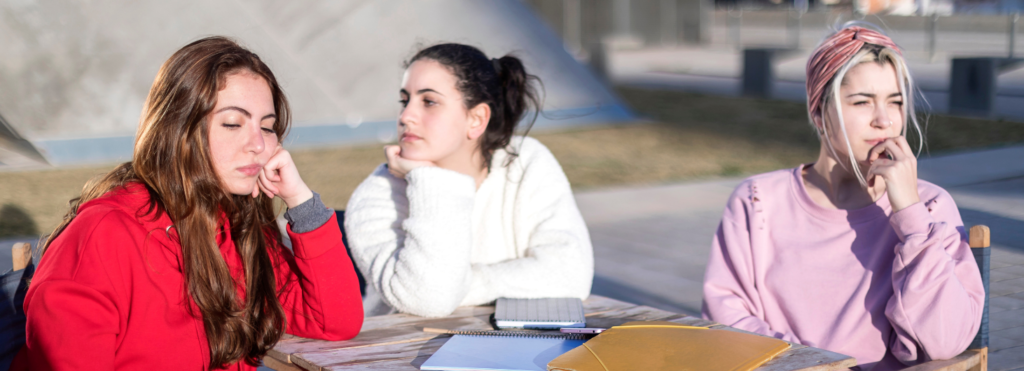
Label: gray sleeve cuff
xmin=283 ymin=191 xmax=335 ymax=234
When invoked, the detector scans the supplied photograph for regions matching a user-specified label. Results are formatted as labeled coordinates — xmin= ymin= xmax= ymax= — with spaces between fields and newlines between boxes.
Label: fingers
xmin=876 ymin=136 xmax=914 ymax=161
xmin=384 ymin=145 xmax=405 ymax=178
xmin=382 ymin=145 xmax=438 ymax=179
xmin=878 ymin=137 xmax=921 ymax=211
xmin=866 ymin=137 xmax=918 ymax=190
xmin=867 ymin=143 xmax=887 ymax=164
xmin=868 ymin=138 xmax=905 ymax=164
xmin=892 ymin=136 xmax=917 ymax=168
xmin=258 ymin=179 xmax=275 ymax=199
xmin=893 ymin=135 xmax=913 ymax=155
xmin=867 ymin=161 xmax=884 ymax=179
xmin=259 ymin=167 xmax=280 ymax=196
xmin=867 ymin=140 xmax=898 ymax=181
xmin=868 ymin=141 xmax=901 ymax=175
xmin=880 ymin=140 xmax=902 ymax=162
xmin=267 ymin=148 xmax=298 ymax=180
xmin=263 ymin=151 xmax=286 ymax=182
xmin=384 ymin=145 xmax=401 ymax=163
xmin=252 ymin=168 xmax=276 ymax=199
xmin=254 ymin=146 xmax=298 ymax=201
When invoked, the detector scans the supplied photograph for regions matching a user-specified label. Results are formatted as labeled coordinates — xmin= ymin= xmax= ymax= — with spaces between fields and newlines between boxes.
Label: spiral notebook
xmin=495 ymin=298 xmax=586 ymax=329
xmin=420 ymin=332 xmax=587 ymax=371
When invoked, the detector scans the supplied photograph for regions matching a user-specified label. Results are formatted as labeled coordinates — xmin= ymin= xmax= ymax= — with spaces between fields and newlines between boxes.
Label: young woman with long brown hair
xmin=11 ymin=37 xmax=363 ymax=370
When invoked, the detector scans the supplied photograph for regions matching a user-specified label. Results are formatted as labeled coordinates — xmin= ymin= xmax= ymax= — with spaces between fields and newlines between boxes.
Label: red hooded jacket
xmin=12 ymin=183 xmax=363 ymax=370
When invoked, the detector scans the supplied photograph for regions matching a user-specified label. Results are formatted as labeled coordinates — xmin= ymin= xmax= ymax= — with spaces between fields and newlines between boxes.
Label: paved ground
xmin=577 ymin=145 xmax=1024 ymax=370
xmin=610 ymin=24 xmax=1024 ymax=120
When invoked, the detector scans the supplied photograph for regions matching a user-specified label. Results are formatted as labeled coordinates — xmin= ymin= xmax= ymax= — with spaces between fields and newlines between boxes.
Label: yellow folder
xmin=547 ymin=321 xmax=791 ymax=371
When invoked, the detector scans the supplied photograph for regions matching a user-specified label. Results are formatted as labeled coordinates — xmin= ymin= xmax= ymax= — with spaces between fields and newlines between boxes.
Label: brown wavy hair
xmin=40 ymin=36 xmax=290 ymax=368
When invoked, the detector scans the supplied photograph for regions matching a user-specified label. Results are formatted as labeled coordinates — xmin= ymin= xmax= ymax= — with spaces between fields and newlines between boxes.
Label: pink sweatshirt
xmin=702 ymin=165 xmax=985 ymax=370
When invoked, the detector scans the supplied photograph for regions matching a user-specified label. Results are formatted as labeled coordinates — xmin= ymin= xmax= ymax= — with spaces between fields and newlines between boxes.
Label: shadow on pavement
xmin=591 ymin=275 xmax=702 ymax=317
xmin=959 ymin=208 xmax=1024 ymax=252
xmin=0 ymin=205 xmax=37 ymax=240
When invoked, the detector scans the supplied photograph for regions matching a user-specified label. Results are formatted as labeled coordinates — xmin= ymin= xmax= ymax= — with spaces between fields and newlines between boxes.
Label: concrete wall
xmin=0 ymin=0 xmax=631 ymax=167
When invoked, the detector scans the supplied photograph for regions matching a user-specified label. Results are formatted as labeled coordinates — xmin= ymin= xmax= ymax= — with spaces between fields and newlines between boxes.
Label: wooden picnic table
xmin=263 ymin=295 xmax=856 ymax=371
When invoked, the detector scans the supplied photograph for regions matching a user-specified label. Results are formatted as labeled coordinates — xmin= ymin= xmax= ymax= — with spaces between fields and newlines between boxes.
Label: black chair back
xmin=969 ymin=225 xmax=991 ymax=350
xmin=336 ymin=210 xmax=367 ymax=297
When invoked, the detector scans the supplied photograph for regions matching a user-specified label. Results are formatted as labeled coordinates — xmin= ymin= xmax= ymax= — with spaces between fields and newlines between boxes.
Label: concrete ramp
xmin=0 ymin=0 xmax=631 ymax=167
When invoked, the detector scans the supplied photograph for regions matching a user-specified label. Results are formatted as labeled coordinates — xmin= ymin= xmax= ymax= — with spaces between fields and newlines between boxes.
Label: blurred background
xmin=1 ymin=0 xmax=1024 ymax=369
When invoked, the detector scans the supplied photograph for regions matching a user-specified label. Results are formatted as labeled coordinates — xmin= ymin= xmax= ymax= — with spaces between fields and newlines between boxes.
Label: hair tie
xmin=805 ymin=26 xmax=902 ymax=120
xmin=491 ymin=58 xmax=502 ymax=75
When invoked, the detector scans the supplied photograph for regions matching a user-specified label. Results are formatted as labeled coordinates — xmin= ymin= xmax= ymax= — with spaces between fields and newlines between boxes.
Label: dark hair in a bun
xmin=407 ymin=43 xmax=541 ymax=167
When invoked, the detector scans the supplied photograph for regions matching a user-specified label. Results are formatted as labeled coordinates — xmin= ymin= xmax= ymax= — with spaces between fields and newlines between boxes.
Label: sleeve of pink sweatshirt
xmin=701 ymin=187 xmax=802 ymax=344
xmin=885 ymin=194 xmax=985 ymax=364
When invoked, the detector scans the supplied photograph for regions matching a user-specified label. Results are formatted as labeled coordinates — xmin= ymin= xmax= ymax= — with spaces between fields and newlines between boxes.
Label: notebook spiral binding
xmin=441 ymin=330 xmax=589 ymax=340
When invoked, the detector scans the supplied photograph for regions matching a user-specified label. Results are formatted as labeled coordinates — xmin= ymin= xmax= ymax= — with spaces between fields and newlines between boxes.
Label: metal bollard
xmin=787 ymin=10 xmax=799 ymax=48
xmin=1010 ymin=12 xmax=1019 ymax=59
xmin=730 ymin=8 xmax=742 ymax=50
xmin=563 ymin=0 xmax=582 ymax=55
xmin=614 ymin=0 xmax=631 ymax=39
xmin=928 ymin=14 xmax=938 ymax=62
xmin=791 ymin=0 xmax=807 ymax=48
xmin=661 ymin=0 xmax=677 ymax=46
xmin=743 ymin=49 xmax=775 ymax=98
xmin=586 ymin=40 xmax=610 ymax=85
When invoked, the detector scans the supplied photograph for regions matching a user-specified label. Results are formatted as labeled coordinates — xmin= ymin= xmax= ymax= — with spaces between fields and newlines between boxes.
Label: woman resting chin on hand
xmin=345 ymin=44 xmax=594 ymax=318
xmin=12 ymin=37 xmax=363 ymax=371
xmin=701 ymin=25 xmax=985 ymax=370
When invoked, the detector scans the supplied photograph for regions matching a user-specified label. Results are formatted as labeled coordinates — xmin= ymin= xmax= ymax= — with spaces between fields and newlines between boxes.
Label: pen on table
xmin=422 ymin=327 xmax=460 ymax=334
xmin=559 ymin=327 xmax=606 ymax=334
xmin=422 ymin=327 xmax=606 ymax=336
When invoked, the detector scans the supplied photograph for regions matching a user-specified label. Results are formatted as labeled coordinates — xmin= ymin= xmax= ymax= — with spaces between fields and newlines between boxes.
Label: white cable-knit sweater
xmin=345 ymin=137 xmax=594 ymax=317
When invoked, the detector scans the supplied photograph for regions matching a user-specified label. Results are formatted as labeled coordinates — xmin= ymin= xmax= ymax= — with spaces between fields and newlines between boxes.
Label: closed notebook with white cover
xmin=495 ymin=298 xmax=586 ymax=329
xmin=420 ymin=334 xmax=586 ymax=371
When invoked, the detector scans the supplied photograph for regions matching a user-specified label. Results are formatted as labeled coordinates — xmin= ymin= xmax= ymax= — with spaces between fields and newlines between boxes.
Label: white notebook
xmin=494 ymin=298 xmax=586 ymax=329
xmin=420 ymin=334 xmax=586 ymax=371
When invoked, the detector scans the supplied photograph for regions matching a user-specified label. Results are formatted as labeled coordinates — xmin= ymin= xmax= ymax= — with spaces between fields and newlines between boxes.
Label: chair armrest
xmin=12 ymin=243 xmax=30 ymax=271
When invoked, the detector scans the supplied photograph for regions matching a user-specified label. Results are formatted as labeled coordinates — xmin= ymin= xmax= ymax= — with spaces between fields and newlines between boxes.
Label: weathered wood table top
xmin=264 ymin=295 xmax=856 ymax=371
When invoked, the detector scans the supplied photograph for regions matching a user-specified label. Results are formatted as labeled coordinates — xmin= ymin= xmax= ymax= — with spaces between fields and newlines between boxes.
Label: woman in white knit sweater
xmin=345 ymin=44 xmax=594 ymax=317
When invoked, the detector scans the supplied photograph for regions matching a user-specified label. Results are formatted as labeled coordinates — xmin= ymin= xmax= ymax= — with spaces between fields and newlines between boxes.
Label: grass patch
xmin=921 ymin=115 xmax=1024 ymax=154
xmin=0 ymin=167 xmax=110 ymax=239
xmin=614 ymin=87 xmax=1024 ymax=157
xmin=536 ymin=123 xmax=813 ymax=189
xmin=4 ymin=87 xmax=1023 ymax=236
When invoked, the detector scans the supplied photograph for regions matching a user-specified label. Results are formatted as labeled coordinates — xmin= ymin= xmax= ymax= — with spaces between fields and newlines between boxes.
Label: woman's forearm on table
xmin=279 ymin=212 xmax=363 ymax=340
xmin=347 ymin=166 xmax=477 ymax=317
xmin=885 ymin=201 xmax=985 ymax=363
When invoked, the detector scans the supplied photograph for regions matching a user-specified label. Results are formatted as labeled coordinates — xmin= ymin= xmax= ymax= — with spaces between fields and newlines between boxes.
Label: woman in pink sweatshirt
xmin=702 ymin=25 xmax=985 ymax=370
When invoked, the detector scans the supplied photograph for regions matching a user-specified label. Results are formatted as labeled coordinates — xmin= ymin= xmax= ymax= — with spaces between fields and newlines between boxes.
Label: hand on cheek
xmin=866 ymin=136 xmax=920 ymax=212
xmin=384 ymin=145 xmax=437 ymax=179
xmin=254 ymin=144 xmax=314 ymax=208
